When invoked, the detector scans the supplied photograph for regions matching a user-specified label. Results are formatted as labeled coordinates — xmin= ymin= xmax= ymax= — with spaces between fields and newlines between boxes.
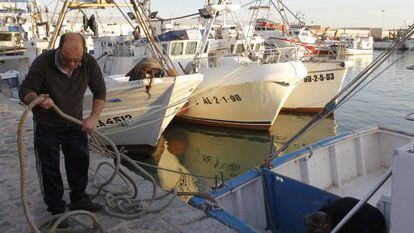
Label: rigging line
xmin=335 ymin=53 xmax=408 ymax=110
xmin=151 ymin=12 xmax=200 ymax=22
xmin=49 ymin=0 xmax=60 ymax=30
xmin=324 ymin=24 xmax=414 ymax=107
xmin=88 ymin=137 xmax=229 ymax=182
xmin=264 ymin=26 xmax=414 ymax=163
xmin=112 ymin=0 xmax=135 ymax=29
xmin=134 ymin=160 xmax=230 ymax=181
xmin=268 ymin=52 xmax=408 ymax=166
xmin=269 ymin=0 xmax=289 ymax=26
xmin=274 ymin=0 xmax=304 ymax=25
xmin=246 ymin=0 xmax=263 ymax=42
xmin=242 ymin=0 xmax=261 ymax=8
xmin=335 ymin=25 xmax=414 ymax=102
xmin=121 ymin=0 xmax=134 ymax=13
xmin=132 ymin=1 xmax=174 ymax=70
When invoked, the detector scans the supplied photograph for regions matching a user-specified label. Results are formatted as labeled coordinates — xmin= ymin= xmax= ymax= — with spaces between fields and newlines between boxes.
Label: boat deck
xmin=328 ymin=166 xmax=391 ymax=206
xmin=0 ymin=94 xmax=235 ymax=233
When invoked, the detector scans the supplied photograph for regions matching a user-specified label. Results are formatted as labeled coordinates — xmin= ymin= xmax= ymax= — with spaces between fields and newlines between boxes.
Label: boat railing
xmin=261 ymin=46 xmax=301 ymax=63
xmin=194 ymin=53 xmax=252 ymax=69
xmin=330 ymin=168 xmax=392 ymax=233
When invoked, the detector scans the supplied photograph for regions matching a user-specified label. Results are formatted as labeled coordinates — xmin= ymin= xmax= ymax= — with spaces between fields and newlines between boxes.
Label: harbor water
xmin=136 ymin=50 xmax=414 ymax=193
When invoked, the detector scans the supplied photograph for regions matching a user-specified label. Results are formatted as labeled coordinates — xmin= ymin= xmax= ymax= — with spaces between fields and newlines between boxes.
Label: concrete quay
xmin=0 ymin=94 xmax=235 ymax=233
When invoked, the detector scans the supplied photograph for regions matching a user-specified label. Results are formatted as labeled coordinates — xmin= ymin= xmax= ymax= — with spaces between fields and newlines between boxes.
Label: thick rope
xmin=18 ymin=97 xmax=104 ymax=233
xmin=18 ymin=96 xmax=178 ymax=232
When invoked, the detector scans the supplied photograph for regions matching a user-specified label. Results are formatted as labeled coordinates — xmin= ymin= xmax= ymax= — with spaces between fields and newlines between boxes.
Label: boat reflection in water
xmin=136 ymin=113 xmax=337 ymax=192
xmin=339 ymin=53 xmax=373 ymax=76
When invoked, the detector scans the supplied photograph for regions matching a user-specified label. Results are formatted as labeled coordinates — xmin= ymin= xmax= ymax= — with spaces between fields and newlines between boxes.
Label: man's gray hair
xmin=304 ymin=211 xmax=331 ymax=233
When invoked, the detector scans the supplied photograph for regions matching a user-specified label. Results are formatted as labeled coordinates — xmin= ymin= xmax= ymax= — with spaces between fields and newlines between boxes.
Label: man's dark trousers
xmin=34 ymin=122 xmax=89 ymax=214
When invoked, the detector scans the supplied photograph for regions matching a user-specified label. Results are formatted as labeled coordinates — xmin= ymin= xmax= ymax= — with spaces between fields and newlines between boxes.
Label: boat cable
xmin=18 ymin=96 xmax=177 ymax=232
xmin=133 ymin=160 xmax=230 ymax=181
xmin=111 ymin=0 xmax=135 ymax=29
xmin=262 ymin=24 xmax=414 ymax=167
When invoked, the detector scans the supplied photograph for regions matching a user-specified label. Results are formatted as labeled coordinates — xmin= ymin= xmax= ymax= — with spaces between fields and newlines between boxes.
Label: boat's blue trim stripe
xmin=189 ymin=126 xmax=414 ymax=232
xmin=188 ymin=201 xmax=257 ymax=233
xmin=190 ymin=170 xmax=261 ymax=232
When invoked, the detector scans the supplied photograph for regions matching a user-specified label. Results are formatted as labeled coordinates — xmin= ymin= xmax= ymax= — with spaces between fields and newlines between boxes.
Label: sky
xmin=35 ymin=0 xmax=414 ymax=29
xmin=149 ymin=0 xmax=414 ymax=29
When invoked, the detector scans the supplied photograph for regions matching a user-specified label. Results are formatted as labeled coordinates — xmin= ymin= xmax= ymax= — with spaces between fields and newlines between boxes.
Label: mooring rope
xmin=18 ymin=96 xmax=177 ymax=232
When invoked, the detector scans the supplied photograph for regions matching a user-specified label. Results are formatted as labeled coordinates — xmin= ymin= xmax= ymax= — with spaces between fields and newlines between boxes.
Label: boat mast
xmin=129 ymin=0 xmax=176 ymax=74
xmin=47 ymin=0 xmax=71 ymax=49
xmin=47 ymin=0 xmax=133 ymax=50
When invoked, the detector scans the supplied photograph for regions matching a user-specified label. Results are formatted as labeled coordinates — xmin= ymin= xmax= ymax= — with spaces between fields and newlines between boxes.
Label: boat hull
xmin=84 ymin=74 xmax=203 ymax=147
xmin=338 ymin=47 xmax=373 ymax=55
xmin=178 ymin=60 xmax=307 ymax=130
xmin=283 ymin=61 xmax=350 ymax=112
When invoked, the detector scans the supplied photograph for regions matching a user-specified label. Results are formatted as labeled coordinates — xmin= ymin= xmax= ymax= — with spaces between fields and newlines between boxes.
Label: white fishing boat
xmin=338 ymin=35 xmax=374 ymax=55
xmin=283 ymin=60 xmax=353 ymax=112
xmin=233 ymin=32 xmax=351 ymax=113
xmin=16 ymin=0 xmax=205 ymax=151
xmin=83 ymin=74 xmax=203 ymax=148
xmin=373 ymin=41 xmax=394 ymax=50
xmin=175 ymin=3 xmax=306 ymax=130
xmin=94 ymin=2 xmax=307 ymax=130
xmin=190 ymin=127 xmax=414 ymax=233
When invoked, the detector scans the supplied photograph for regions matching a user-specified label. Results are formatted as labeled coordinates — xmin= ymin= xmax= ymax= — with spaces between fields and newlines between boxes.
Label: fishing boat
xmin=337 ymin=35 xmax=374 ymax=55
xmin=17 ymin=0 xmax=205 ymax=150
xmin=94 ymin=2 xmax=307 ymax=130
xmin=189 ymin=127 xmax=414 ymax=233
xmin=226 ymin=31 xmax=351 ymax=113
xmin=283 ymin=60 xmax=353 ymax=112
xmin=83 ymin=74 xmax=203 ymax=149
xmin=189 ymin=30 xmax=414 ymax=232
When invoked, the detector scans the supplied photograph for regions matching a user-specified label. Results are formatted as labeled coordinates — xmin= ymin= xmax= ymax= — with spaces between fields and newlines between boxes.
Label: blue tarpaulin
xmin=262 ymin=169 xmax=339 ymax=233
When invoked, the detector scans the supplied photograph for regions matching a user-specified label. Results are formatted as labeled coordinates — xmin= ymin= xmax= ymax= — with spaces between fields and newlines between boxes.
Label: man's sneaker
xmin=69 ymin=197 xmax=102 ymax=212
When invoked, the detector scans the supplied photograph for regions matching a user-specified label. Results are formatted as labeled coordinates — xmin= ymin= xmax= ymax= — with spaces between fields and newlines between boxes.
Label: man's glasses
xmin=60 ymin=52 xmax=82 ymax=64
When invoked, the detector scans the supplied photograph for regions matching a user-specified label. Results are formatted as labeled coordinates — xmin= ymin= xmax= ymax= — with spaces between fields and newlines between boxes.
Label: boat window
xmin=0 ymin=34 xmax=12 ymax=41
xmin=162 ymin=44 xmax=168 ymax=55
xmin=171 ymin=42 xmax=184 ymax=56
xmin=235 ymin=44 xmax=245 ymax=53
xmin=185 ymin=41 xmax=197 ymax=55
xmin=293 ymin=31 xmax=300 ymax=36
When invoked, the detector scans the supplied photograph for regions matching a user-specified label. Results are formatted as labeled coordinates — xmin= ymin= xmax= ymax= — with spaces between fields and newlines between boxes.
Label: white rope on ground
xmin=18 ymin=96 xmax=177 ymax=232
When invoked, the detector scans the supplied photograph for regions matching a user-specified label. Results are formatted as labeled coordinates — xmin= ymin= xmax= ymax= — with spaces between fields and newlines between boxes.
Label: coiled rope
xmin=18 ymin=96 xmax=176 ymax=232
xmin=126 ymin=57 xmax=163 ymax=94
